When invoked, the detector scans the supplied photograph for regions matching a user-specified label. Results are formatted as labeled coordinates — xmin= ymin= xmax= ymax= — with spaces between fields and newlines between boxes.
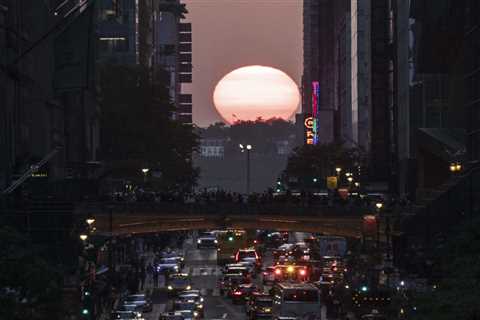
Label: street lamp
xmin=375 ymin=202 xmax=383 ymax=249
xmin=86 ymin=217 xmax=95 ymax=226
xmin=80 ymin=234 xmax=88 ymax=241
xmin=239 ymin=144 xmax=253 ymax=195
xmin=450 ymin=162 xmax=462 ymax=173
xmin=354 ymin=182 xmax=360 ymax=188
xmin=335 ymin=167 xmax=342 ymax=175
xmin=141 ymin=168 xmax=150 ymax=183
xmin=347 ymin=176 xmax=353 ymax=183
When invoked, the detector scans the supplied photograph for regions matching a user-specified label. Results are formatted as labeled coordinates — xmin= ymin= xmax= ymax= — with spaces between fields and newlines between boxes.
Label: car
xmin=235 ymin=248 xmax=261 ymax=269
xmin=159 ymin=311 xmax=188 ymax=320
xmin=240 ymin=257 xmax=260 ymax=274
xmin=229 ymin=283 xmax=259 ymax=304
xmin=175 ymin=309 xmax=199 ymax=320
xmin=121 ymin=294 xmax=153 ymax=313
xmin=178 ymin=291 xmax=205 ymax=305
xmin=167 ymin=273 xmax=192 ymax=296
xmin=111 ymin=310 xmax=144 ymax=320
xmin=223 ymin=265 xmax=251 ymax=279
xmin=156 ymin=258 xmax=181 ymax=274
xmin=115 ymin=303 xmax=143 ymax=315
xmin=173 ymin=299 xmax=204 ymax=318
xmin=270 ymin=265 xmax=309 ymax=283
xmin=247 ymin=294 xmax=273 ymax=320
xmin=219 ymin=272 xmax=248 ymax=295
xmin=197 ymin=232 xmax=218 ymax=249
xmin=161 ymin=256 xmax=185 ymax=268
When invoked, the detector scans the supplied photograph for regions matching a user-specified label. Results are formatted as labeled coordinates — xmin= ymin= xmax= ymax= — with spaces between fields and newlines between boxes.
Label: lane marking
xmin=222 ymin=313 xmax=228 ymax=319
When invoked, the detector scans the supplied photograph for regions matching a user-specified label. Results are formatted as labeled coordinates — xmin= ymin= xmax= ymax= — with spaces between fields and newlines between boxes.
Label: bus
xmin=272 ymin=283 xmax=321 ymax=319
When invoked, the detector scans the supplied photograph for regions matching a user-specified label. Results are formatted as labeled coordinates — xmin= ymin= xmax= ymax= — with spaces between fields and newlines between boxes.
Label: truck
xmin=316 ymin=236 xmax=347 ymax=257
xmin=216 ymin=229 xmax=252 ymax=265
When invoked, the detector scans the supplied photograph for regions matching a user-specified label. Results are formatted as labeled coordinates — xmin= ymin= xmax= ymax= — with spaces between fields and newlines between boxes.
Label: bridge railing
xmin=75 ymin=200 xmax=370 ymax=217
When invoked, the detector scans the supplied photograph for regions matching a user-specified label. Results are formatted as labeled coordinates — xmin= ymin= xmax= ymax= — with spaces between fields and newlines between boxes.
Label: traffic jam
xmin=112 ymin=229 xmax=390 ymax=320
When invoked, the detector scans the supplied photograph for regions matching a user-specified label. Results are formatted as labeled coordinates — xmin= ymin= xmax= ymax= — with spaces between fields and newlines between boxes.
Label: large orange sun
xmin=213 ymin=65 xmax=300 ymax=124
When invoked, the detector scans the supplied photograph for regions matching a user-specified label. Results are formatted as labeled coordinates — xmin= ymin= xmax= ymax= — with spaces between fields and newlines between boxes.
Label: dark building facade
xmin=96 ymin=0 xmax=193 ymax=124
xmin=1 ymin=0 xmax=99 ymax=197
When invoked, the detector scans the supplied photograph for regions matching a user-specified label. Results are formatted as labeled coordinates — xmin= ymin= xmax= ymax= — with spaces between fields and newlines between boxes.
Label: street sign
xmin=326 ymin=176 xmax=337 ymax=190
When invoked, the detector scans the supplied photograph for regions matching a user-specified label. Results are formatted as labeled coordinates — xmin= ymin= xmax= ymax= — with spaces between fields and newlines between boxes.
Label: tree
xmin=411 ymin=217 xmax=480 ymax=320
xmin=0 ymin=227 xmax=63 ymax=320
xmin=282 ymin=142 xmax=364 ymax=190
xmin=98 ymin=64 xmax=199 ymax=192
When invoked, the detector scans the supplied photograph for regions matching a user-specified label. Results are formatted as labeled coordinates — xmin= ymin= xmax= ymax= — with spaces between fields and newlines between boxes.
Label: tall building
xmin=1 ymin=0 xmax=99 ymax=195
xmin=302 ymin=0 xmax=336 ymax=145
xmin=96 ymin=0 xmax=193 ymax=123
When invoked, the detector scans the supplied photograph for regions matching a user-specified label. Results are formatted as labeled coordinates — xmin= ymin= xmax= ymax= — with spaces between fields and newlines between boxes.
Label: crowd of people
xmin=104 ymin=187 xmax=413 ymax=216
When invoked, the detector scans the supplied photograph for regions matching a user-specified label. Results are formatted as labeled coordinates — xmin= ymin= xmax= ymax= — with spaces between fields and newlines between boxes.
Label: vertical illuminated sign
xmin=312 ymin=81 xmax=320 ymax=145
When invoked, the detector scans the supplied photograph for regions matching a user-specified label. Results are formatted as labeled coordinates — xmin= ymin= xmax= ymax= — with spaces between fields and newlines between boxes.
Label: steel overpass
xmin=86 ymin=202 xmax=367 ymax=237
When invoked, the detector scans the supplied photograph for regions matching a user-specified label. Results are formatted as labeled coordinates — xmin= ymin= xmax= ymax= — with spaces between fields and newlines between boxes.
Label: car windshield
xmin=171 ymin=278 xmax=189 ymax=286
xmin=175 ymin=302 xmax=196 ymax=310
xmin=118 ymin=305 xmax=139 ymax=311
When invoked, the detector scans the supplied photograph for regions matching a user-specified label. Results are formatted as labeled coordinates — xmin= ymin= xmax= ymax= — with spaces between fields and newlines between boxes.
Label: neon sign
xmin=312 ymin=81 xmax=320 ymax=145
xmin=305 ymin=116 xmax=314 ymax=144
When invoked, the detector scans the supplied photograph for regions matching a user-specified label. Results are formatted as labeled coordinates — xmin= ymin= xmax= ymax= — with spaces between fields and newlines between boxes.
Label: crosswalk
xmin=183 ymin=265 xmax=223 ymax=277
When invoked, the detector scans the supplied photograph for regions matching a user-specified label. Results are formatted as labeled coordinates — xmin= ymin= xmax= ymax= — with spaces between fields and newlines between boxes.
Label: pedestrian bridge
xmin=85 ymin=202 xmax=366 ymax=238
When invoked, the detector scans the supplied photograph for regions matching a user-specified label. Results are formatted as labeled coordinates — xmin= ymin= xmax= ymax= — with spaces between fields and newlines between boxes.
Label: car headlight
xmin=174 ymin=266 xmax=179 ymax=270
xmin=214 ymin=239 xmax=218 ymax=243
xmin=198 ymin=304 xmax=203 ymax=309
xmin=197 ymin=240 xmax=201 ymax=244
xmin=167 ymin=285 xmax=173 ymax=290
xmin=186 ymin=285 xmax=191 ymax=290
xmin=181 ymin=257 xmax=184 ymax=261
xmin=264 ymin=308 xmax=271 ymax=312
xmin=193 ymin=311 xmax=199 ymax=317
xmin=200 ymin=297 xmax=204 ymax=302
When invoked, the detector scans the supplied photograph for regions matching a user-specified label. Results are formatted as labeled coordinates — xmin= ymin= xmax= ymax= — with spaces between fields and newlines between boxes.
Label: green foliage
xmin=282 ymin=142 xmax=364 ymax=189
xmin=412 ymin=217 xmax=480 ymax=320
xmin=201 ymin=118 xmax=296 ymax=154
xmin=98 ymin=64 xmax=199 ymax=192
xmin=0 ymin=227 xmax=63 ymax=320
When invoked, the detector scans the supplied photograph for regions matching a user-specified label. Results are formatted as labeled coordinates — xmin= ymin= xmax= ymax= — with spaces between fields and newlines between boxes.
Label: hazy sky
xmin=182 ymin=0 xmax=303 ymax=127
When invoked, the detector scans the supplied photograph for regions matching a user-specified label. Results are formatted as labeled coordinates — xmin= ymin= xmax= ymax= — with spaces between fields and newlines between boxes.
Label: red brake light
xmin=255 ymin=251 xmax=259 ymax=260
xmin=253 ymin=240 xmax=258 ymax=244
xmin=235 ymin=252 xmax=239 ymax=262
xmin=274 ymin=269 xmax=282 ymax=275
xmin=299 ymin=269 xmax=307 ymax=276
xmin=233 ymin=291 xmax=242 ymax=296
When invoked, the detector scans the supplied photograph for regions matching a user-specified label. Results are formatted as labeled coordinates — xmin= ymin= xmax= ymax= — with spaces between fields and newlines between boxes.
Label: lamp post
xmin=375 ymin=202 xmax=383 ymax=249
xmin=141 ymin=168 xmax=150 ymax=184
xmin=239 ymin=144 xmax=253 ymax=195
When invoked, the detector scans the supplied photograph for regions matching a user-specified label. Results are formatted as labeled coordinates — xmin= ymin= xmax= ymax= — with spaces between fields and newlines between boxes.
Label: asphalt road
xmin=144 ymin=232 xmax=328 ymax=320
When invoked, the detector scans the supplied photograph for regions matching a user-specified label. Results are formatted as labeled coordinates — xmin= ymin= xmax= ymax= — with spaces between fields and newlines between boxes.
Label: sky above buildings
xmin=182 ymin=0 xmax=303 ymax=127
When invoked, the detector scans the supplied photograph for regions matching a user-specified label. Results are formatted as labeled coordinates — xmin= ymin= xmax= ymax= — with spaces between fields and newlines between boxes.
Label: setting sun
xmin=213 ymin=65 xmax=300 ymax=124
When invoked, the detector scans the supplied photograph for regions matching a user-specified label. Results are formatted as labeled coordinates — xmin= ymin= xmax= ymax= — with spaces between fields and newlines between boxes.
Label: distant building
xmin=200 ymin=138 xmax=225 ymax=158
